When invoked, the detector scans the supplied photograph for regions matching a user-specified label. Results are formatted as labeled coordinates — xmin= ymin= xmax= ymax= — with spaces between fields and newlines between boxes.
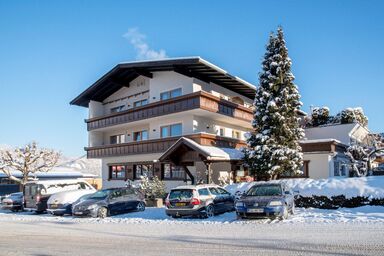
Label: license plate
xmin=248 ymin=208 xmax=264 ymax=213
xmin=74 ymin=211 xmax=83 ymax=215
xmin=50 ymin=204 xmax=58 ymax=209
xmin=175 ymin=203 xmax=186 ymax=207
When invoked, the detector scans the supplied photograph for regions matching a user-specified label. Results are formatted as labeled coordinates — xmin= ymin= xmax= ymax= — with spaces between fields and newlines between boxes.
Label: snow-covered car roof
xmin=171 ymin=184 xmax=222 ymax=190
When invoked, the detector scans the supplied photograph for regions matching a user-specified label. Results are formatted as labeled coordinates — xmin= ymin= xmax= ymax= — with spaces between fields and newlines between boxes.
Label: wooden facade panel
xmin=85 ymin=134 xmax=246 ymax=158
xmin=86 ymin=91 xmax=253 ymax=131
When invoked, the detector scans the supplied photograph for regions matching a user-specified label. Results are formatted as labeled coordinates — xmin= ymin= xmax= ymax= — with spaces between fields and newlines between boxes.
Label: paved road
xmin=1 ymin=220 xmax=383 ymax=256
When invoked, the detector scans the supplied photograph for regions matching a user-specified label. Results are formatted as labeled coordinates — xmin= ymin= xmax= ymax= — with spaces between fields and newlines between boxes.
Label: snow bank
xmin=225 ymin=176 xmax=384 ymax=199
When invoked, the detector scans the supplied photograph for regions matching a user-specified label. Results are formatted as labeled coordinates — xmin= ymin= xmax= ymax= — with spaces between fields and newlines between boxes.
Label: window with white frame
xmin=334 ymin=161 xmax=347 ymax=176
xmin=110 ymin=105 xmax=125 ymax=113
xmin=133 ymin=99 xmax=148 ymax=108
xmin=110 ymin=134 xmax=125 ymax=144
xmin=133 ymin=130 xmax=148 ymax=141
xmin=232 ymin=130 xmax=241 ymax=139
xmin=161 ymin=123 xmax=182 ymax=138
xmin=160 ymin=88 xmax=182 ymax=100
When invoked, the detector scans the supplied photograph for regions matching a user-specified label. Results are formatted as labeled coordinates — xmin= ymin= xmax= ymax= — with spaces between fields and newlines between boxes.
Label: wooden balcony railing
xmin=86 ymin=91 xmax=253 ymax=131
xmin=85 ymin=133 xmax=247 ymax=158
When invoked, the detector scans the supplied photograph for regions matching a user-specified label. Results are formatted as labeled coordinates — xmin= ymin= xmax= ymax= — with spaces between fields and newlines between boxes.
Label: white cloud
xmin=123 ymin=28 xmax=168 ymax=60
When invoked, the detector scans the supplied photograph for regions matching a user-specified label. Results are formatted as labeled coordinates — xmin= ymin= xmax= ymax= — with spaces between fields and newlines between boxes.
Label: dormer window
xmin=160 ymin=88 xmax=182 ymax=100
xmin=110 ymin=105 xmax=125 ymax=113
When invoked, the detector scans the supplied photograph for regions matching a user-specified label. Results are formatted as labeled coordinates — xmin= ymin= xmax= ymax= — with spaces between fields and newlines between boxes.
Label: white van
xmin=24 ymin=179 xmax=95 ymax=213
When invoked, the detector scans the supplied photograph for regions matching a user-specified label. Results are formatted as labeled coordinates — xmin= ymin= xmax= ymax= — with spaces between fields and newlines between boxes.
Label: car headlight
xmin=269 ymin=200 xmax=283 ymax=206
xmin=235 ymin=202 xmax=245 ymax=207
xmin=87 ymin=204 xmax=98 ymax=210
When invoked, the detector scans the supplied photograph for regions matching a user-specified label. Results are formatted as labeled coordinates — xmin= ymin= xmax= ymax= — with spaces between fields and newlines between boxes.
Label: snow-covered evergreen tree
xmin=244 ymin=27 xmax=304 ymax=179
xmin=139 ymin=175 xmax=167 ymax=199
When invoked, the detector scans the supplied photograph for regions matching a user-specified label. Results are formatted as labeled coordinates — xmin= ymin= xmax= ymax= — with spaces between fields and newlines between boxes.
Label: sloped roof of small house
xmin=159 ymin=137 xmax=245 ymax=162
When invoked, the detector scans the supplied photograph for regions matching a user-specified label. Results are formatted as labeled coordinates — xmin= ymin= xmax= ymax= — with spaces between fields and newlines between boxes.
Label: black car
xmin=1 ymin=192 xmax=24 ymax=212
xmin=72 ymin=187 xmax=146 ymax=218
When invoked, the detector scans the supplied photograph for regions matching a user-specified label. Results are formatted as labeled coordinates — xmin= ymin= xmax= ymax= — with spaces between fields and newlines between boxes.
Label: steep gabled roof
xmin=70 ymin=57 xmax=256 ymax=107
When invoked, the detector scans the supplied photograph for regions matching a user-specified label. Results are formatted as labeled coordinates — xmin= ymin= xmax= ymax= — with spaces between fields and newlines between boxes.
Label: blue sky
xmin=0 ymin=0 xmax=383 ymax=156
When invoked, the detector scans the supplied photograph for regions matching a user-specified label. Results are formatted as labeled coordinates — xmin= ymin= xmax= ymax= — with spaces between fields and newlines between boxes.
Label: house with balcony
xmin=70 ymin=57 xmax=256 ymax=189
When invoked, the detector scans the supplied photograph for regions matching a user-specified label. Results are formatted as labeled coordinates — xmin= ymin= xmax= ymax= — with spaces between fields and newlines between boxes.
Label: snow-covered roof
xmin=300 ymin=139 xmax=343 ymax=144
xmin=159 ymin=137 xmax=244 ymax=161
xmin=0 ymin=170 xmax=97 ymax=179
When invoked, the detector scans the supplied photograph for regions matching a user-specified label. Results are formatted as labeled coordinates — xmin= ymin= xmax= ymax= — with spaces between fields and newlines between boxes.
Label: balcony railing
xmin=86 ymin=91 xmax=253 ymax=131
xmin=85 ymin=133 xmax=247 ymax=159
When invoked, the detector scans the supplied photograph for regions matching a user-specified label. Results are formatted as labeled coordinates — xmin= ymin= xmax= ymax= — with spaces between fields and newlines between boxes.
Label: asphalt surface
xmin=1 ymin=219 xmax=384 ymax=256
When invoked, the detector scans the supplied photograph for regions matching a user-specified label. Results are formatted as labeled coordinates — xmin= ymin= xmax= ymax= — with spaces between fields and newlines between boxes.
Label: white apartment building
xmin=71 ymin=57 xmax=255 ymax=189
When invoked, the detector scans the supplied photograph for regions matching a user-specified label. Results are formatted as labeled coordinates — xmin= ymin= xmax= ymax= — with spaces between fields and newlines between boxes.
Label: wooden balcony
xmin=85 ymin=133 xmax=247 ymax=159
xmin=86 ymin=91 xmax=253 ymax=131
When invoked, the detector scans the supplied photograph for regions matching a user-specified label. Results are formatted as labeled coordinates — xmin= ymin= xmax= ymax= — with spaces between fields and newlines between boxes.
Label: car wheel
xmin=204 ymin=205 xmax=215 ymax=218
xmin=97 ymin=207 xmax=108 ymax=218
xmin=136 ymin=202 xmax=145 ymax=212
xmin=290 ymin=203 xmax=295 ymax=215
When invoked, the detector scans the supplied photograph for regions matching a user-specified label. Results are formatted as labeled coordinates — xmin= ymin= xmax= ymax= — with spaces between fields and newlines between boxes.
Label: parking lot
xmin=1 ymin=207 xmax=384 ymax=256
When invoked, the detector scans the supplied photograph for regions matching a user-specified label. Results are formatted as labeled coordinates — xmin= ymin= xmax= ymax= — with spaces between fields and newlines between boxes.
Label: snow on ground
xmin=225 ymin=176 xmax=384 ymax=199
xmin=1 ymin=206 xmax=383 ymax=225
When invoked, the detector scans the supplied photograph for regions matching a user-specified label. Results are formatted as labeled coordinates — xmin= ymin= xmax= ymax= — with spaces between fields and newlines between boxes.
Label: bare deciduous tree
xmin=0 ymin=142 xmax=60 ymax=186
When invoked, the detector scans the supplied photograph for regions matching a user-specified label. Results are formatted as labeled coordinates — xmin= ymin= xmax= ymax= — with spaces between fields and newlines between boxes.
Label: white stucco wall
xmin=149 ymin=71 xmax=194 ymax=103
xmin=102 ymin=76 xmax=150 ymax=114
xmin=304 ymin=123 xmax=369 ymax=145
xmin=193 ymin=79 xmax=253 ymax=106
xmin=101 ymin=154 xmax=163 ymax=189
xmin=303 ymin=153 xmax=332 ymax=179
xmin=193 ymin=115 xmax=250 ymax=140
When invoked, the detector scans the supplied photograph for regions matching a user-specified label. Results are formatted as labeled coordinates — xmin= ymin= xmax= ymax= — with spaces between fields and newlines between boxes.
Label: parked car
xmin=1 ymin=192 xmax=24 ymax=212
xmin=165 ymin=184 xmax=235 ymax=218
xmin=47 ymin=181 xmax=96 ymax=216
xmin=24 ymin=179 xmax=94 ymax=213
xmin=235 ymin=182 xmax=295 ymax=219
xmin=72 ymin=187 xmax=145 ymax=218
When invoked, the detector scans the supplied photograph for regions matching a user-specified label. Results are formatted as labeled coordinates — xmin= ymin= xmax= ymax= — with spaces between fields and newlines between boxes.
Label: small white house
xmin=300 ymin=123 xmax=370 ymax=179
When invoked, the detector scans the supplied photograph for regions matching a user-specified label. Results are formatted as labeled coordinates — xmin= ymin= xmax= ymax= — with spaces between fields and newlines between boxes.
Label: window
xmin=198 ymin=188 xmax=210 ymax=196
xmin=134 ymin=164 xmax=153 ymax=179
xmin=110 ymin=134 xmax=125 ymax=144
xmin=160 ymin=88 xmax=182 ymax=100
xmin=218 ymin=128 xmax=225 ymax=137
xmin=133 ymin=130 xmax=148 ymax=141
xmin=232 ymin=130 xmax=241 ymax=139
xmin=133 ymin=99 xmax=148 ymax=107
xmin=334 ymin=161 xmax=347 ymax=176
xmin=162 ymin=163 xmax=186 ymax=180
xmin=110 ymin=105 xmax=125 ymax=113
xmin=161 ymin=123 xmax=182 ymax=138
xmin=109 ymin=165 xmax=127 ymax=180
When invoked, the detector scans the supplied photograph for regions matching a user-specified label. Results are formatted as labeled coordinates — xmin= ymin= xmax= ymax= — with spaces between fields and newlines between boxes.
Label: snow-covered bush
xmin=0 ymin=142 xmax=60 ymax=185
xmin=340 ymin=107 xmax=368 ymax=127
xmin=346 ymin=144 xmax=369 ymax=177
xmin=139 ymin=175 xmax=167 ymax=199
xmin=308 ymin=106 xmax=330 ymax=127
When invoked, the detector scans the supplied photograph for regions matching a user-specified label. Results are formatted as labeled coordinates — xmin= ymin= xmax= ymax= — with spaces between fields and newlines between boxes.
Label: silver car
xmin=235 ymin=182 xmax=295 ymax=219
xmin=165 ymin=185 xmax=235 ymax=218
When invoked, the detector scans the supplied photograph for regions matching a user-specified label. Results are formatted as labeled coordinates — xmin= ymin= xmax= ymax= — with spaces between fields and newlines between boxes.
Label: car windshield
xmin=169 ymin=189 xmax=193 ymax=200
xmin=88 ymin=190 xmax=110 ymax=200
xmin=246 ymin=185 xmax=282 ymax=197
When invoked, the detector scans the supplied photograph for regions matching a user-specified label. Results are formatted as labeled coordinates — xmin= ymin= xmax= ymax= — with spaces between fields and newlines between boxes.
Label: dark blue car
xmin=72 ymin=187 xmax=146 ymax=218
xmin=235 ymin=183 xmax=295 ymax=219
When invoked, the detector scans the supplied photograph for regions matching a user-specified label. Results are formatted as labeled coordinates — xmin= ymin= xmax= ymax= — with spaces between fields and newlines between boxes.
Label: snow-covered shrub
xmin=346 ymin=144 xmax=369 ymax=177
xmin=340 ymin=107 xmax=368 ymax=127
xmin=309 ymin=106 xmax=330 ymax=127
xmin=139 ymin=175 xmax=167 ymax=199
